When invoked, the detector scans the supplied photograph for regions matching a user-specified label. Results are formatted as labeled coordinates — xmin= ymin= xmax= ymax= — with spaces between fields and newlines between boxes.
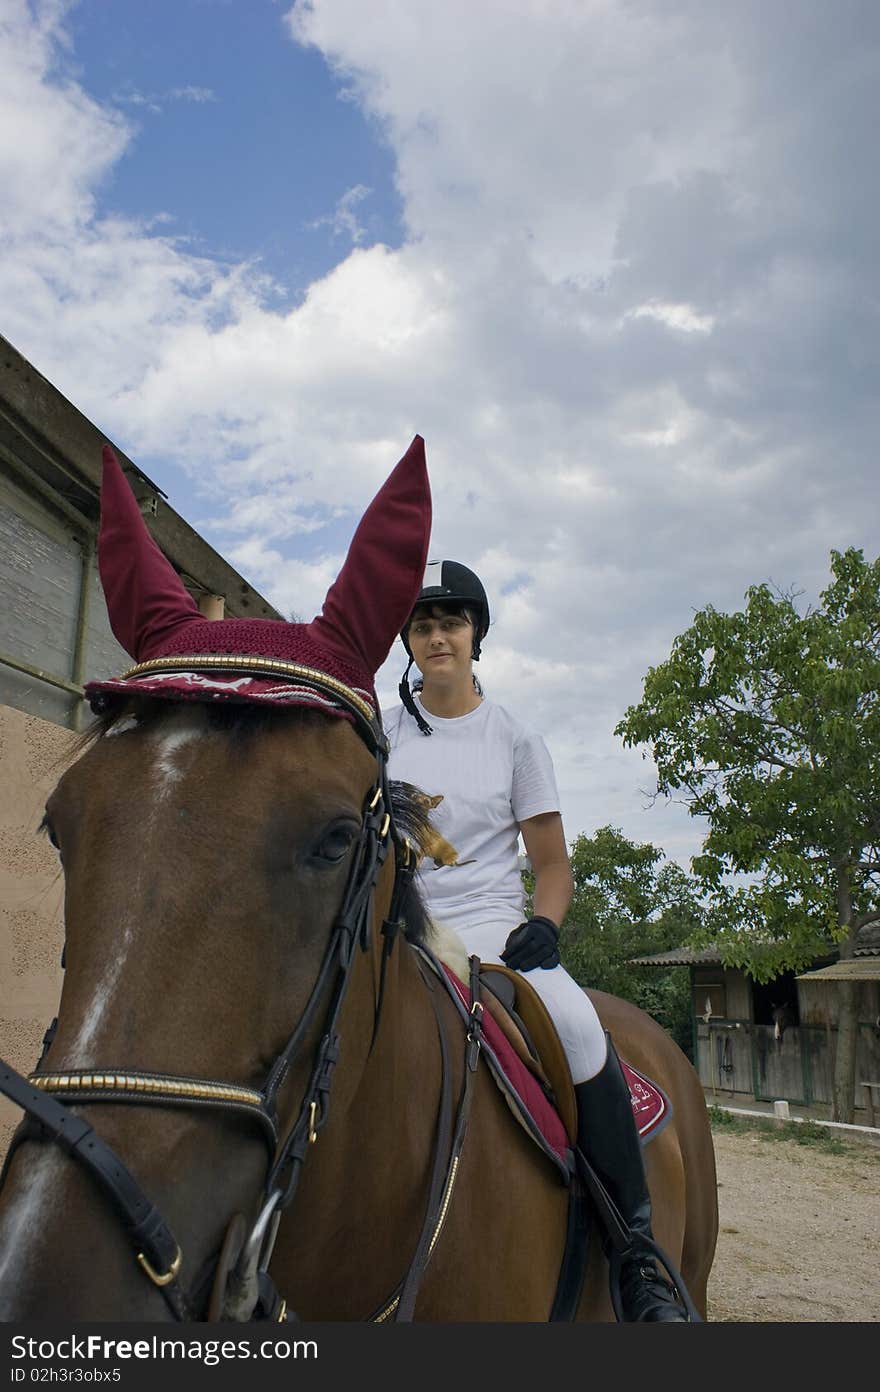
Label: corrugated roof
xmin=629 ymin=941 xmax=878 ymax=972
xmin=797 ymin=958 xmax=880 ymax=982
xmin=626 ymin=946 xmax=724 ymax=967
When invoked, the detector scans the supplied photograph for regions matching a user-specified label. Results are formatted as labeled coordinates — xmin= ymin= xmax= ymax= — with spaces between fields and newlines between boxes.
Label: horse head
xmin=0 ymin=438 xmax=431 ymax=1320
xmin=770 ymin=1002 xmax=795 ymax=1043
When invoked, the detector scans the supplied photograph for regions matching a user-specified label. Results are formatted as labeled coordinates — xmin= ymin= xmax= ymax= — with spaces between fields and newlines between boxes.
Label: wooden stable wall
xmin=0 ymin=703 xmax=76 ymax=1158
xmin=692 ymin=963 xmax=880 ymax=1117
xmin=0 ymin=466 xmax=128 ymax=728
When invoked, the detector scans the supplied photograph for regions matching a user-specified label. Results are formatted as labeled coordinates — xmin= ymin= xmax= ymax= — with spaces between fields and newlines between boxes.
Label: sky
xmin=2 ymin=0 xmax=879 ymax=871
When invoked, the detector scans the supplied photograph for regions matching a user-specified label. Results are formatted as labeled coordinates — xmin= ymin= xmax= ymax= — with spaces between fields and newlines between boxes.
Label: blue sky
xmin=2 ymin=0 xmax=880 ymax=866
xmin=68 ymin=0 xmax=403 ymax=294
xmin=59 ymin=0 xmax=404 ymax=536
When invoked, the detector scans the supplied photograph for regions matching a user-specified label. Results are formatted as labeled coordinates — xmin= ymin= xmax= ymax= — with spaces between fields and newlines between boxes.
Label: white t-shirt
xmin=385 ymin=695 xmax=561 ymax=935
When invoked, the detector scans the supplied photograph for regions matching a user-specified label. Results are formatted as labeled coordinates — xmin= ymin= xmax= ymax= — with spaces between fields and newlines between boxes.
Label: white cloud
xmin=2 ymin=0 xmax=879 ymax=867
xmin=308 ymin=183 xmax=373 ymax=244
xmin=0 ymin=0 xmax=130 ymax=237
xmin=627 ymin=302 xmax=715 ymax=335
xmin=168 ymin=85 xmax=216 ymax=104
xmin=112 ymin=84 xmax=218 ymax=114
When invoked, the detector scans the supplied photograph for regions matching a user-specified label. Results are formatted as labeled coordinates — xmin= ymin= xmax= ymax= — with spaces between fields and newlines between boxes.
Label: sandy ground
xmin=707 ymin=1127 xmax=880 ymax=1322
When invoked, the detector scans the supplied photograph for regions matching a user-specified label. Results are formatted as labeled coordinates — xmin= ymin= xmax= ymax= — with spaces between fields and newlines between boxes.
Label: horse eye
xmin=313 ymin=825 xmax=357 ymax=865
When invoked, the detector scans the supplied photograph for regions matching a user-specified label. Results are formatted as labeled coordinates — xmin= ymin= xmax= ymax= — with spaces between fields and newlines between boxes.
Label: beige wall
xmin=0 ymin=703 xmax=77 ymax=1157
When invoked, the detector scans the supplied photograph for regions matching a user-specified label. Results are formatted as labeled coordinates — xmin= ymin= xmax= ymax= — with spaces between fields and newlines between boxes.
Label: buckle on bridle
xmin=137 ymin=1245 xmax=182 ymax=1288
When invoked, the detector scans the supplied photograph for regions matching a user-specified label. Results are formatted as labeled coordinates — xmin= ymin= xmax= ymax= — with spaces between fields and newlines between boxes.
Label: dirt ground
xmin=707 ymin=1125 xmax=880 ymax=1322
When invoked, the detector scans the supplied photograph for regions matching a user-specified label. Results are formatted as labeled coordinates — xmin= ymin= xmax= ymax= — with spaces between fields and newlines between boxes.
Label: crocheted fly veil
xmin=85 ymin=437 xmax=432 ymax=723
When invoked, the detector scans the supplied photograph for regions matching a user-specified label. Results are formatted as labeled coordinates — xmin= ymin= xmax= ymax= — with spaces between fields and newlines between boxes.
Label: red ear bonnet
xmin=86 ymin=437 xmax=431 ymax=721
xmin=96 ymin=444 xmax=203 ymax=660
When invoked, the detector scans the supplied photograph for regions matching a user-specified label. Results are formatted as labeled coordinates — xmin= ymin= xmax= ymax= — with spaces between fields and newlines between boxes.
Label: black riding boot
xmin=575 ymin=1036 xmax=689 ymax=1322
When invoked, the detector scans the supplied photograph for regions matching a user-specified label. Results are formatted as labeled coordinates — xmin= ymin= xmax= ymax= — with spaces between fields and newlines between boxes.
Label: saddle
xmin=479 ymin=964 xmax=578 ymax=1140
xmin=418 ymin=947 xmax=681 ymax=1321
xmin=427 ymin=952 xmax=672 ymax=1177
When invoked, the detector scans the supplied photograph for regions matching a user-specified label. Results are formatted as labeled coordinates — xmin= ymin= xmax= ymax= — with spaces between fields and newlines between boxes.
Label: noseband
xmin=0 ymin=663 xmax=415 ymax=1321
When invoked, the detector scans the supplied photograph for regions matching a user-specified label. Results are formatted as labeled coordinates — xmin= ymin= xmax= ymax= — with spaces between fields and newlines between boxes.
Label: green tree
xmin=543 ymin=826 xmax=702 ymax=1057
xmin=615 ymin=547 xmax=880 ymax=1121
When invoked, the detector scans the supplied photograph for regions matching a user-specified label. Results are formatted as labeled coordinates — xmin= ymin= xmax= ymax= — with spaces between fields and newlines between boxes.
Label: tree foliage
xmin=534 ymin=825 xmax=703 ymax=1058
xmin=614 ymin=547 xmax=880 ymax=1118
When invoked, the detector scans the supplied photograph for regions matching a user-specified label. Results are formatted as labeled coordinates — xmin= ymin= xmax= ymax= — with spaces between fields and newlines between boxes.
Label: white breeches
xmin=451 ymin=918 xmax=608 ymax=1084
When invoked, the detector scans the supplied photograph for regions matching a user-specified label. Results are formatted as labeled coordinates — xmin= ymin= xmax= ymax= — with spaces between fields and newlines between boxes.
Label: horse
xmin=0 ymin=697 xmax=717 ymax=1321
xmin=0 ymin=436 xmax=717 ymax=1321
xmin=771 ymin=1003 xmax=796 ymax=1044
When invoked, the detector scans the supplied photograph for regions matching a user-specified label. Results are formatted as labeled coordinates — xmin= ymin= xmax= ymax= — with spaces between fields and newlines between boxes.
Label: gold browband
xmin=116 ymin=655 xmax=377 ymax=727
xmin=28 ymin=1071 xmax=264 ymax=1109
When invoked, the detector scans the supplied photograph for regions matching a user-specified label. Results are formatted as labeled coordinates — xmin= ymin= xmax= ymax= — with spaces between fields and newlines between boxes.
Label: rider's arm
xmin=520 ymin=811 xmax=573 ymax=929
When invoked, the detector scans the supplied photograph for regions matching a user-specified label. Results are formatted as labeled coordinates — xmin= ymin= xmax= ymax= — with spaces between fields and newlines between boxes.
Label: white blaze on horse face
xmin=153 ymin=709 xmax=205 ymax=796
xmin=69 ymin=709 xmax=207 ymax=1063
xmin=0 ymin=1149 xmax=65 ymax=1297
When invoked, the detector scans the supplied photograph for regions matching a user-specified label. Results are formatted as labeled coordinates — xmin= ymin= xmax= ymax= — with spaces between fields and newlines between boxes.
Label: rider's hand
xmin=500 ymin=916 xmax=560 ymax=971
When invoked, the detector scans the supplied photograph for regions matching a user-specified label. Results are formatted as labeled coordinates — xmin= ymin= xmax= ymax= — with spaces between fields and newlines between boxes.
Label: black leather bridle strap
xmin=262 ymin=779 xmax=390 ymax=1113
xmin=369 ymin=836 xmax=416 ymax=1054
xmin=367 ymin=953 xmax=484 ymax=1324
xmin=391 ymin=963 xmax=456 ymax=1322
xmin=0 ymin=1061 xmax=189 ymax=1319
xmin=19 ymin=1071 xmax=278 ymax=1152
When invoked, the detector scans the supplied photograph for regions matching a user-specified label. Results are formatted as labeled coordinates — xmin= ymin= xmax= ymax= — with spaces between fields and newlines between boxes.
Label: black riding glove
xmin=500 ymin=916 xmax=560 ymax=972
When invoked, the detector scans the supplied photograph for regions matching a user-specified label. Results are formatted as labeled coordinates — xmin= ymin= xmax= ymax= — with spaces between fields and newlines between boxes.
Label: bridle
xmin=0 ymin=660 xmax=419 ymax=1322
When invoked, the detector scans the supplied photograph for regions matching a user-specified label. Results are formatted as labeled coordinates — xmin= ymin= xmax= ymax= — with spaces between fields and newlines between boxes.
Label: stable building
xmin=628 ymin=941 xmax=880 ymax=1123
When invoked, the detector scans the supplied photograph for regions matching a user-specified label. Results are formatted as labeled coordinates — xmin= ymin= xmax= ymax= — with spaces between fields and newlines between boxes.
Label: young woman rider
xmin=385 ymin=560 xmax=688 ymax=1323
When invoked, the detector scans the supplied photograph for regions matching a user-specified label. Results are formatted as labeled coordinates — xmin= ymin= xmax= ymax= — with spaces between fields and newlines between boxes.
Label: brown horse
xmin=0 ymin=697 xmax=717 ymax=1321
xmin=0 ymin=435 xmax=716 ymax=1320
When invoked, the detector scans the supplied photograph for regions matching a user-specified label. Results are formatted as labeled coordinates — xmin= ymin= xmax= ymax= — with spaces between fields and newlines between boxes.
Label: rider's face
xmin=407 ymin=607 xmax=474 ymax=683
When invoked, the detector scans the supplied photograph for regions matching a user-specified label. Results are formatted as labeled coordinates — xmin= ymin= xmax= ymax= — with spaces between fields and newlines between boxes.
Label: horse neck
xmin=268 ymin=937 xmax=455 ymax=1317
xmin=338 ymin=937 xmax=448 ymax=1174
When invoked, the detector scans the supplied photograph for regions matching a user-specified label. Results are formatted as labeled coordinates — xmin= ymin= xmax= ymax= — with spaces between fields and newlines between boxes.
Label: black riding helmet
xmin=398 ymin=560 xmax=490 ymax=735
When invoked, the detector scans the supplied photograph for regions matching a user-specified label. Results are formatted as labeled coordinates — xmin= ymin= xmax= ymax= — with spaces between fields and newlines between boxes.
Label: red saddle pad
xmin=442 ymin=965 xmax=672 ymax=1176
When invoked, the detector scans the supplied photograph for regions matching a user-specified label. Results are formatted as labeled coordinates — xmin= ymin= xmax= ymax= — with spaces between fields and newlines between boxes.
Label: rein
xmin=0 ymin=663 xmax=470 ymax=1323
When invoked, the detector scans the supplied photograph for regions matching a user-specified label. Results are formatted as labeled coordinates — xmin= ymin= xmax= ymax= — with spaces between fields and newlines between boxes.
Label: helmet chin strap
xmin=398 ymin=657 xmax=434 ymax=735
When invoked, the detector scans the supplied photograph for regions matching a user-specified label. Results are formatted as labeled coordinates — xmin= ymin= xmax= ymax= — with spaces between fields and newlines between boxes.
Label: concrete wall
xmin=0 ymin=704 xmax=77 ymax=1157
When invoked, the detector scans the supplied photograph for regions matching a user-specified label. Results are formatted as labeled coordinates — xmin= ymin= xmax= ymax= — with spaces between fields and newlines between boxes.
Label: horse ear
xmin=308 ymin=435 xmax=431 ymax=677
xmin=97 ymin=445 xmax=202 ymax=660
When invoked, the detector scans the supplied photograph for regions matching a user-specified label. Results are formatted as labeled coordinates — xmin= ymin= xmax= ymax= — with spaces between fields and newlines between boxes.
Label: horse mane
xmin=385 ymin=780 xmax=436 ymax=948
xmin=79 ymin=698 xmax=435 ymax=946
